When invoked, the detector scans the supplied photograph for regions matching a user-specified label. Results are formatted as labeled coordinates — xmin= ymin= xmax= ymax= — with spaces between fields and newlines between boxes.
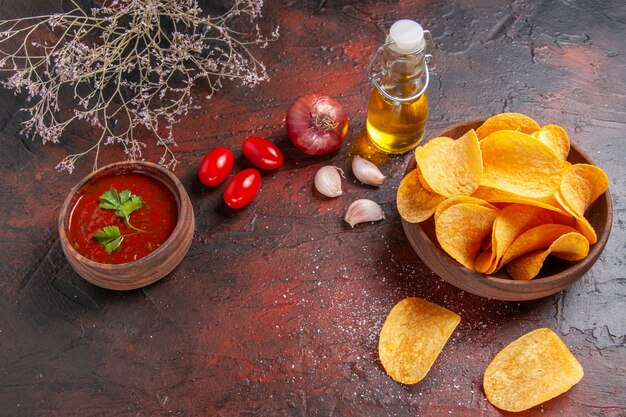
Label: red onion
xmin=286 ymin=94 xmax=349 ymax=155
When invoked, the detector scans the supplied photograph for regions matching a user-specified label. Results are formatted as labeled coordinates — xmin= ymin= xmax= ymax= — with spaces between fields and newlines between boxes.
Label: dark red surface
xmin=1 ymin=1 xmax=625 ymax=416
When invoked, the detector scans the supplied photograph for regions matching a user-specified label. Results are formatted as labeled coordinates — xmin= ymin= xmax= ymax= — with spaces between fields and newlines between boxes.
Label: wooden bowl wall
xmin=58 ymin=161 xmax=195 ymax=290
xmin=401 ymin=120 xmax=612 ymax=301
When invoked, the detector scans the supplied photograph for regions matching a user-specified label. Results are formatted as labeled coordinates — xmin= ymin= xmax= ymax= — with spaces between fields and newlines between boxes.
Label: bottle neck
xmin=380 ymin=46 xmax=427 ymax=100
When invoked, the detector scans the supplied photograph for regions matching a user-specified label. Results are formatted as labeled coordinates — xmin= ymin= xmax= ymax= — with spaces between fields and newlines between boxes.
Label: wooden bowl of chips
xmin=401 ymin=118 xmax=612 ymax=301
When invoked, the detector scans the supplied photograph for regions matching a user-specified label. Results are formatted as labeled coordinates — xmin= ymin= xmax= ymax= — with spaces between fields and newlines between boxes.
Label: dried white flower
xmin=0 ymin=0 xmax=278 ymax=173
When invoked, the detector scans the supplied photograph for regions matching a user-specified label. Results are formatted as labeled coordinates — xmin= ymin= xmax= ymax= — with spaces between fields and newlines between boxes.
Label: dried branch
xmin=0 ymin=0 xmax=279 ymax=173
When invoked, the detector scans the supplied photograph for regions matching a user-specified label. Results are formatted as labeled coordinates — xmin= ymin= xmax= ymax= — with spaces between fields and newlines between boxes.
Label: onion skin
xmin=286 ymin=94 xmax=349 ymax=156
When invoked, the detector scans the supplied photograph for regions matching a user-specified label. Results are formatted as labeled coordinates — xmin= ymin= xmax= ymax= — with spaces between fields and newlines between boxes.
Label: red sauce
xmin=67 ymin=171 xmax=178 ymax=264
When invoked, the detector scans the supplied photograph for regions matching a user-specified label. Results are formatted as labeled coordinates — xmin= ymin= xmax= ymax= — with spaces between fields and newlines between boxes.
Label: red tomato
xmin=223 ymin=168 xmax=261 ymax=209
xmin=198 ymin=147 xmax=234 ymax=186
xmin=242 ymin=136 xmax=283 ymax=170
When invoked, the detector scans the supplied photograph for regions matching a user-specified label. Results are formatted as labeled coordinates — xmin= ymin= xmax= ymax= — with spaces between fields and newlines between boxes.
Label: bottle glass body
xmin=366 ymin=46 xmax=429 ymax=154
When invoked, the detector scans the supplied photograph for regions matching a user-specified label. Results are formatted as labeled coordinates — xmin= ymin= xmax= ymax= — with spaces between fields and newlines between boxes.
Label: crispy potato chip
xmin=476 ymin=113 xmax=540 ymax=140
xmin=547 ymin=208 xmax=598 ymax=245
xmin=484 ymin=328 xmax=584 ymax=412
xmin=434 ymin=196 xmax=496 ymax=224
xmin=480 ymin=130 xmax=562 ymax=199
xmin=574 ymin=214 xmax=597 ymax=245
xmin=500 ymin=224 xmax=579 ymax=267
xmin=417 ymin=165 xmax=436 ymax=193
xmin=506 ymin=232 xmax=589 ymax=280
xmin=544 ymin=232 xmax=590 ymax=261
xmin=554 ymin=192 xmax=598 ymax=245
xmin=471 ymin=186 xmax=568 ymax=215
xmin=506 ymin=249 xmax=547 ymax=280
xmin=478 ymin=205 xmax=554 ymax=274
xmin=559 ymin=164 xmax=609 ymax=218
xmin=474 ymin=249 xmax=495 ymax=274
xmin=397 ymin=169 xmax=446 ymax=223
xmin=531 ymin=124 xmax=570 ymax=160
xmin=379 ymin=297 xmax=460 ymax=385
xmin=414 ymin=129 xmax=482 ymax=197
xmin=549 ymin=209 xmax=577 ymax=228
xmin=436 ymin=203 xmax=499 ymax=269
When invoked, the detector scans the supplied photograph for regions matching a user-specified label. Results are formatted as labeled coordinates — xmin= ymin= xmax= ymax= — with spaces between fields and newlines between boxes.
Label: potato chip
xmin=414 ymin=129 xmax=482 ymax=197
xmin=477 ymin=205 xmax=554 ymax=274
xmin=553 ymin=193 xmax=597 ymax=245
xmin=559 ymin=164 xmax=609 ymax=218
xmin=531 ymin=124 xmax=570 ymax=160
xmin=476 ymin=112 xmax=540 ymax=140
xmin=572 ymin=214 xmax=597 ymax=245
xmin=480 ymin=130 xmax=562 ymax=199
xmin=547 ymin=208 xmax=597 ymax=244
xmin=505 ymin=250 xmax=546 ymax=280
xmin=484 ymin=328 xmax=584 ymax=412
xmin=417 ymin=165 xmax=436 ymax=193
xmin=471 ymin=186 xmax=567 ymax=215
xmin=506 ymin=232 xmax=589 ymax=280
xmin=545 ymin=232 xmax=590 ymax=261
xmin=436 ymin=203 xmax=499 ymax=269
xmin=549 ymin=209 xmax=578 ymax=227
xmin=397 ymin=169 xmax=446 ymax=223
xmin=474 ymin=250 xmax=497 ymax=274
xmin=434 ymin=196 xmax=496 ymax=224
xmin=499 ymin=224 xmax=579 ymax=267
xmin=379 ymin=297 xmax=460 ymax=385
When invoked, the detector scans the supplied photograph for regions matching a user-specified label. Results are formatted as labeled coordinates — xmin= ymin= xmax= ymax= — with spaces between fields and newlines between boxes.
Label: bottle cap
xmin=388 ymin=19 xmax=425 ymax=54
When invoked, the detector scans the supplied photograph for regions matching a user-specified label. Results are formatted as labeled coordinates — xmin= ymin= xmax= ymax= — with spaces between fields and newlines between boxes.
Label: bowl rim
xmin=400 ymin=119 xmax=613 ymax=295
xmin=58 ymin=160 xmax=188 ymax=269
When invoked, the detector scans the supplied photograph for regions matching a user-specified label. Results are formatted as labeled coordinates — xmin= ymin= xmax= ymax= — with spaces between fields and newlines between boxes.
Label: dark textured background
xmin=0 ymin=1 xmax=624 ymax=416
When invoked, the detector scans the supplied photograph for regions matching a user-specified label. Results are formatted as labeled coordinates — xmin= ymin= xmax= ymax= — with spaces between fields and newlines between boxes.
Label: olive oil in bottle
xmin=366 ymin=20 xmax=433 ymax=154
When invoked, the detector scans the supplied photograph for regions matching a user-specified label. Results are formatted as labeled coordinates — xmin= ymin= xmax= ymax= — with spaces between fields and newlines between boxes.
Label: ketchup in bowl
xmin=67 ymin=170 xmax=178 ymax=264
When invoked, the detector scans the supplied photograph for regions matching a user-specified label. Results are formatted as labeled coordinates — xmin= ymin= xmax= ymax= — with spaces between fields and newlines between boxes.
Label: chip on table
xmin=483 ymin=328 xmax=584 ymax=412
xmin=379 ymin=297 xmax=460 ymax=385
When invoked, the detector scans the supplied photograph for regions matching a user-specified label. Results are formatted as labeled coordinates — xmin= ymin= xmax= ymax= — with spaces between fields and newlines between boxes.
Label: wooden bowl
xmin=401 ymin=120 xmax=612 ymax=301
xmin=58 ymin=161 xmax=195 ymax=290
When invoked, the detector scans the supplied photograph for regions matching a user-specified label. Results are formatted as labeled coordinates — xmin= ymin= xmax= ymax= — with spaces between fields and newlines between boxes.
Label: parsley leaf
xmin=93 ymin=225 xmax=123 ymax=254
xmin=98 ymin=189 xmax=120 ymax=210
xmin=94 ymin=188 xmax=146 ymax=253
xmin=98 ymin=188 xmax=144 ymax=229
xmin=119 ymin=189 xmax=131 ymax=204
xmin=120 ymin=195 xmax=143 ymax=219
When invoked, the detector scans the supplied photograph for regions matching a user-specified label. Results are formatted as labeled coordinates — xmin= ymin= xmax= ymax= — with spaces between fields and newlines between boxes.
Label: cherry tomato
xmin=223 ymin=168 xmax=261 ymax=209
xmin=198 ymin=147 xmax=234 ymax=186
xmin=242 ymin=136 xmax=283 ymax=170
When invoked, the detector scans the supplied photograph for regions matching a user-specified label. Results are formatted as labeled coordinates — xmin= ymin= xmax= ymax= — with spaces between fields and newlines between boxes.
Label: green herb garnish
xmin=93 ymin=226 xmax=123 ymax=254
xmin=98 ymin=188 xmax=144 ymax=230
xmin=93 ymin=188 xmax=146 ymax=254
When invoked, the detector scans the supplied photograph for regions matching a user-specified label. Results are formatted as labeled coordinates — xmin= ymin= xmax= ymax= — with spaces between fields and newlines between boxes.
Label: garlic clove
xmin=314 ymin=165 xmax=344 ymax=198
xmin=352 ymin=155 xmax=386 ymax=187
xmin=344 ymin=199 xmax=385 ymax=227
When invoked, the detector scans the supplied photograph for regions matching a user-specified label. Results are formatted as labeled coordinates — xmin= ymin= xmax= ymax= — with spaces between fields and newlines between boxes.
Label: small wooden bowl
xmin=58 ymin=161 xmax=195 ymax=290
xmin=401 ymin=120 xmax=612 ymax=301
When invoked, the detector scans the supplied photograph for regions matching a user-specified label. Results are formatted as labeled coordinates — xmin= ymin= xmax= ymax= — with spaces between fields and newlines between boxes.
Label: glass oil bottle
xmin=366 ymin=20 xmax=434 ymax=154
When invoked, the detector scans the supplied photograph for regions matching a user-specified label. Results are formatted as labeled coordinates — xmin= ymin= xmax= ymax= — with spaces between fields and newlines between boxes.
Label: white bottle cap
xmin=388 ymin=19 xmax=425 ymax=54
